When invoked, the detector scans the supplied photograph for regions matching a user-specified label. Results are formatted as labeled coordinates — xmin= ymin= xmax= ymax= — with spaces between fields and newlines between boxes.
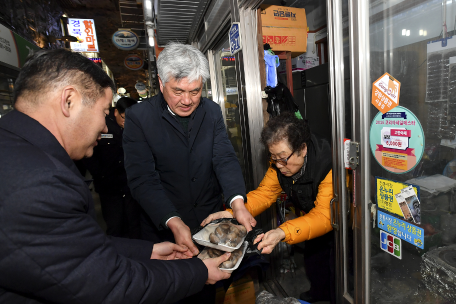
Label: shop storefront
xmin=0 ymin=23 xmax=39 ymax=117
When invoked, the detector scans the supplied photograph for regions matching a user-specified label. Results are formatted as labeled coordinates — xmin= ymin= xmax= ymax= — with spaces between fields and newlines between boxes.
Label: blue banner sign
xmin=229 ymin=23 xmax=242 ymax=55
xmin=378 ymin=210 xmax=424 ymax=249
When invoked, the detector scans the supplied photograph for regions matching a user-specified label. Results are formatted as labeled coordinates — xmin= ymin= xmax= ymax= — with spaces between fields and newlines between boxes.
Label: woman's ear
xmin=300 ymin=144 xmax=307 ymax=157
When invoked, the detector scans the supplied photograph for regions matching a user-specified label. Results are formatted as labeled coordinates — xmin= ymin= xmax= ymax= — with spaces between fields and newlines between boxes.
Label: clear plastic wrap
xmin=192 ymin=220 xmax=247 ymax=252
xmin=421 ymin=244 xmax=456 ymax=301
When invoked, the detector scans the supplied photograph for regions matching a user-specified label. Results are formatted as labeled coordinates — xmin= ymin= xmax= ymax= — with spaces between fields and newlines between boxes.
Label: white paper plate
xmin=192 ymin=223 xmax=246 ymax=252
xmin=198 ymin=241 xmax=248 ymax=273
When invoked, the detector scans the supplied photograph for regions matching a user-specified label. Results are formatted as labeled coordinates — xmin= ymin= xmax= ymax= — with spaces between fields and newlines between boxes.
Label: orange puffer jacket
xmin=230 ymin=166 xmax=333 ymax=244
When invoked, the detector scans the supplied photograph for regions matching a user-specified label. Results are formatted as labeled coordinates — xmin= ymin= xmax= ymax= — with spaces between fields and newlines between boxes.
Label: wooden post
xmin=276 ymin=51 xmax=293 ymax=95
xmin=257 ymin=8 xmax=269 ymax=125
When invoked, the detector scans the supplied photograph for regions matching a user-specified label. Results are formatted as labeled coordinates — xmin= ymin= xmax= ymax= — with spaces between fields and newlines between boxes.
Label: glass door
xmin=212 ymin=38 xmax=248 ymax=182
xmin=347 ymin=0 xmax=456 ymax=303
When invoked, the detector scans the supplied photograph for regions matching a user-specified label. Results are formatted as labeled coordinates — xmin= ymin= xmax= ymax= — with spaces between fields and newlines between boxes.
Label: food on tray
xmin=198 ymin=246 xmax=244 ymax=269
xmin=208 ymin=221 xmax=247 ymax=247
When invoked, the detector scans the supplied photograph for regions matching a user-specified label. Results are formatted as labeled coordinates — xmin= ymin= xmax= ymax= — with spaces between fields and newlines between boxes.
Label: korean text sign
xmin=376 ymin=177 xmax=420 ymax=218
xmin=378 ymin=210 xmax=424 ymax=249
xmin=369 ymin=106 xmax=424 ymax=173
xmin=371 ymin=72 xmax=401 ymax=114
xmin=68 ymin=18 xmax=99 ymax=52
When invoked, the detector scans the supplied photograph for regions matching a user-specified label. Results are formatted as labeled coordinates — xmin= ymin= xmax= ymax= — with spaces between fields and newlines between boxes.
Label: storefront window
xmin=367 ymin=1 xmax=456 ymax=302
xmin=214 ymin=40 xmax=246 ymax=178
xmin=0 ymin=74 xmax=15 ymax=118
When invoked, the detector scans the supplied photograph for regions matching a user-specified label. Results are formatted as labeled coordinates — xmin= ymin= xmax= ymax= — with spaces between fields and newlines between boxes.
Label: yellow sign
xmin=376 ymin=177 xmax=419 ymax=217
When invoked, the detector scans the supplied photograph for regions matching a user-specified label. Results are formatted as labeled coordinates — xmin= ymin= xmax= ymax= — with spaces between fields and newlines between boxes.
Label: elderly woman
xmin=202 ymin=112 xmax=334 ymax=303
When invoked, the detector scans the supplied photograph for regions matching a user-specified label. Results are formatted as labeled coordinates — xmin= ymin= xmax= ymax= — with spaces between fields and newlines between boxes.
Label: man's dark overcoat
xmin=123 ymin=92 xmax=246 ymax=234
xmin=0 ymin=110 xmax=207 ymax=304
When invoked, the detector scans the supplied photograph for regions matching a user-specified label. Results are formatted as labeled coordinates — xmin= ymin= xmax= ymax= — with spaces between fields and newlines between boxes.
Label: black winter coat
xmin=0 ymin=110 xmax=207 ymax=304
xmin=123 ymin=92 xmax=246 ymax=230
xmin=83 ymin=109 xmax=129 ymax=195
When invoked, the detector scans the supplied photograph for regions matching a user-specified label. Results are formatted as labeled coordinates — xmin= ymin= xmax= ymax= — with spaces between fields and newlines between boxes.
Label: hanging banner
xmin=371 ymin=72 xmax=401 ymax=114
xmin=376 ymin=177 xmax=420 ymax=220
xmin=229 ymin=23 xmax=242 ymax=55
xmin=370 ymin=106 xmax=424 ymax=174
xmin=68 ymin=18 xmax=99 ymax=52
xmin=0 ymin=23 xmax=39 ymax=69
xmin=112 ymin=30 xmax=139 ymax=51
xmin=124 ymin=54 xmax=144 ymax=70
xmin=378 ymin=210 xmax=424 ymax=249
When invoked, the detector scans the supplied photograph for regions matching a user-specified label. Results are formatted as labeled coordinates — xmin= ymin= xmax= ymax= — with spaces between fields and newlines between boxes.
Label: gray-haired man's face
xmin=159 ymin=76 xmax=202 ymax=117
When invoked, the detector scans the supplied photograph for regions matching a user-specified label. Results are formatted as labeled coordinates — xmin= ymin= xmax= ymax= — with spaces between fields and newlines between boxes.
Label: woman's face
xmin=269 ymin=140 xmax=307 ymax=177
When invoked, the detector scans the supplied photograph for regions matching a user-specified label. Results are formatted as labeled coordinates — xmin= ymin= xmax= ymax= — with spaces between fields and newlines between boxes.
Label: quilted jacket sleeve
xmin=279 ymin=170 xmax=334 ymax=244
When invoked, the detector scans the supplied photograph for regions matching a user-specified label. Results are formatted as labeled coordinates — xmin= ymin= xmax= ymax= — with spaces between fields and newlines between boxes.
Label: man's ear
xmin=60 ymin=86 xmax=78 ymax=117
xmin=114 ymin=108 xmax=119 ymax=117
xmin=158 ymin=76 xmax=164 ymax=93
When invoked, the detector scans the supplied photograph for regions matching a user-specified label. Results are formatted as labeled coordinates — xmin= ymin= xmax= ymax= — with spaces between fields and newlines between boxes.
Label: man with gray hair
xmin=123 ymin=43 xmax=251 ymax=273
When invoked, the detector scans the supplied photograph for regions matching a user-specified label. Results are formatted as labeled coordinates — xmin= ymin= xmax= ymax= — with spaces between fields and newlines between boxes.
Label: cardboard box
xmin=262 ymin=27 xmax=307 ymax=54
xmin=215 ymin=276 xmax=255 ymax=304
xmin=261 ymin=5 xmax=307 ymax=29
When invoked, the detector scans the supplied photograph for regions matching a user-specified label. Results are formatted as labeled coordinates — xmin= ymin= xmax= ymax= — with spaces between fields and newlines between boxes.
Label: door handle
xmin=330 ymin=197 xmax=339 ymax=230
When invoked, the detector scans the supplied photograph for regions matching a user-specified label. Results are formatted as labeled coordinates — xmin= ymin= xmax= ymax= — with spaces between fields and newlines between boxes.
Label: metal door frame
xmin=348 ymin=0 xmax=371 ymax=303
xmin=328 ymin=0 xmax=372 ymax=303
xmin=327 ymin=0 xmax=352 ymax=303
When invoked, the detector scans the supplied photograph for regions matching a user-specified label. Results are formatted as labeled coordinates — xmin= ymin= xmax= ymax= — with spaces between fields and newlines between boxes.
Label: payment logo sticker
xmin=380 ymin=230 xmax=402 ymax=259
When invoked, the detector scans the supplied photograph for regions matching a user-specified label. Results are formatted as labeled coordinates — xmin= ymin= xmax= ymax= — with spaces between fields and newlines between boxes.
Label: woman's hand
xmin=150 ymin=241 xmax=192 ymax=260
xmin=231 ymin=199 xmax=256 ymax=232
xmin=200 ymin=211 xmax=233 ymax=226
xmin=254 ymin=228 xmax=286 ymax=254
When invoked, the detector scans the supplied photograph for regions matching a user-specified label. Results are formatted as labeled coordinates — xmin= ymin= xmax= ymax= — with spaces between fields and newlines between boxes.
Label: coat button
xmin=119 ymin=161 xmax=121 ymax=163
xmin=298 ymin=190 xmax=302 ymax=193
xmin=192 ymin=177 xmax=196 ymax=182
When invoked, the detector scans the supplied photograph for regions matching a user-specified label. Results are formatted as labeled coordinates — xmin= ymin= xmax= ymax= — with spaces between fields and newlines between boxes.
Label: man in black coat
xmin=84 ymin=97 xmax=141 ymax=238
xmin=0 ymin=49 xmax=231 ymax=304
xmin=123 ymin=43 xmax=253 ymax=256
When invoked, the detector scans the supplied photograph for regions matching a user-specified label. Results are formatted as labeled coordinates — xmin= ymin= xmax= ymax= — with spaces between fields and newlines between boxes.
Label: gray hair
xmin=157 ymin=42 xmax=210 ymax=87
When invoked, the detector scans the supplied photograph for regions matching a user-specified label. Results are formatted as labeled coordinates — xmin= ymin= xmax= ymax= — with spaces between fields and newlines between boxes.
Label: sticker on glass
xmin=370 ymin=106 xmax=425 ymax=174
xmin=378 ymin=210 xmax=424 ymax=249
xmin=371 ymin=72 xmax=401 ymax=114
xmin=380 ymin=230 xmax=402 ymax=259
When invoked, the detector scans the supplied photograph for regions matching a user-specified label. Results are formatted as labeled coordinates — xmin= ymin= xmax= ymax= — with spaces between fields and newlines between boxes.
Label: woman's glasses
xmin=270 ymin=150 xmax=295 ymax=166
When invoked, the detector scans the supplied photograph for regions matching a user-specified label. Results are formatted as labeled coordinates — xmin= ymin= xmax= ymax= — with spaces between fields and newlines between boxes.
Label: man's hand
xmin=150 ymin=241 xmax=192 ymax=260
xmin=253 ymin=228 xmax=285 ymax=254
xmin=200 ymin=211 xmax=233 ymax=227
xmin=231 ymin=199 xmax=256 ymax=232
xmin=202 ymin=253 xmax=232 ymax=284
xmin=167 ymin=217 xmax=199 ymax=257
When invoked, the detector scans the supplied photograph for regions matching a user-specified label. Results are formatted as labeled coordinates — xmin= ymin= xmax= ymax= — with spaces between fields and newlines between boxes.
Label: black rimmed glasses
xmin=270 ymin=150 xmax=295 ymax=166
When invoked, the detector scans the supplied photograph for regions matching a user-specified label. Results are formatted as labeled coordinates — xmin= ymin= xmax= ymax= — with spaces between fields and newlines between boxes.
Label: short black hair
xmin=260 ymin=112 xmax=311 ymax=153
xmin=13 ymin=49 xmax=115 ymax=106
xmin=115 ymin=97 xmax=137 ymax=113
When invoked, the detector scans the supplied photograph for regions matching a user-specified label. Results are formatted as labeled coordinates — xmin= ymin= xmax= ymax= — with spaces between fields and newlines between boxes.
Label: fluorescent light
xmin=149 ymin=36 xmax=154 ymax=47
xmin=419 ymin=29 xmax=423 ymax=36
xmin=424 ymin=30 xmax=427 ymax=36
xmin=406 ymin=30 xmax=410 ymax=36
xmin=402 ymin=29 xmax=406 ymax=36
xmin=145 ymin=0 xmax=151 ymax=10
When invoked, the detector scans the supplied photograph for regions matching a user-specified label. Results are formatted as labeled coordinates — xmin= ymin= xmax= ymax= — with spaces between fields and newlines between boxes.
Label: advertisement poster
xmin=371 ymin=72 xmax=401 ymax=114
xmin=68 ymin=18 xmax=99 ymax=52
xmin=0 ymin=23 xmax=39 ymax=69
xmin=370 ymin=106 xmax=424 ymax=174
xmin=378 ymin=210 xmax=424 ymax=249
xmin=376 ymin=177 xmax=420 ymax=219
